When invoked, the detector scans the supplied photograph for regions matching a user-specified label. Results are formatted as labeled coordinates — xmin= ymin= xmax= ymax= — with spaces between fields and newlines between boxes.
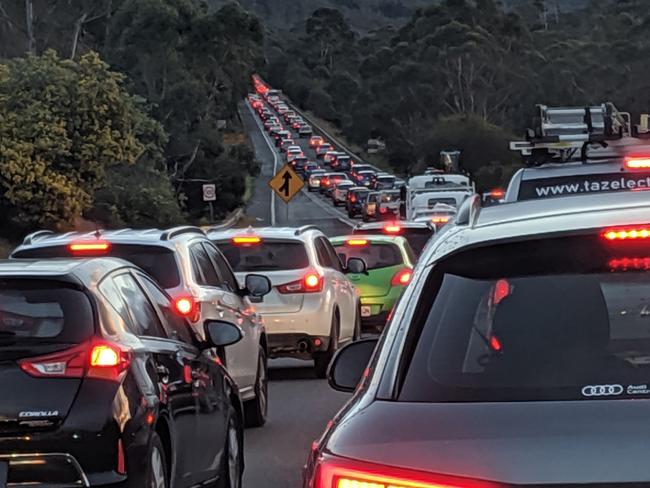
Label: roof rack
xmin=294 ymin=225 xmax=322 ymax=236
xmin=160 ymin=226 xmax=206 ymax=241
xmin=22 ymin=230 xmax=54 ymax=245
xmin=509 ymin=103 xmax=650 ymax=167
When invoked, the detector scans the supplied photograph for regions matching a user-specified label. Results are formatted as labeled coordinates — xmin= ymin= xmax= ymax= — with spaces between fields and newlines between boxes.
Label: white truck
xmin=404 ymin=174 xmax=475 ymax=221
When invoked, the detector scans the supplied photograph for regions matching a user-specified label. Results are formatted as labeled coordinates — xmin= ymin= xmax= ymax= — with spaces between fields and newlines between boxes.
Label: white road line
xmin=246 ymin=102 xmax=278 ymax=226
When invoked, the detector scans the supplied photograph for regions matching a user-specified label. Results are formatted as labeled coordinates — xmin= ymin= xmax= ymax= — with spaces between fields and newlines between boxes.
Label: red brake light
xmin=625 ymin=157 xmax=650 ymax=169
xmin=609 ymin=257 xmax=650 ymax=270
xmin=492 ymin=279 xmax=510 ymax=305
xmin=277 ymin=272 xmax=323 ymax=294
xmin=68 ymin=241 xmax=111 ymax=254
xmin=490 ymin=188 xmax=505 ymax=198
xmin=314 ymin=454 xmax=496 ymax=488
xmin=232 ymin=236 xmax=262 ymax=245
xmin=602 ymin=227 xmax=650 ymax=240
xmin=391 ymin=268 xmax=412 ymax=286
xmin=383 ymin=224 xmax=401 ymax=234
xmin=379 ymin=207 xmax=388 ymax=214
xmin=350 ymin=195 xmax=357 ymax=203
xmin=489 ymin=335 xmax=503 ymax=352
xmin=19 ymin=340 xmax=130 ymax=382
xmin=174 ymin=296 xmax=199 ymax=323
xmin=347 ymin=239 xmax=368 ymax=246
xmin=431 ymin=216 xmax=450 ymax=224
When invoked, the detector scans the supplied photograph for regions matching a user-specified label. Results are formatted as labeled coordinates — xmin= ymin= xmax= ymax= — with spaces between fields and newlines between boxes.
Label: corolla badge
xmin=581 ymin=385 xmax=624 ymax=397
xmin=18 ymin=410 xmax=59 ymax=418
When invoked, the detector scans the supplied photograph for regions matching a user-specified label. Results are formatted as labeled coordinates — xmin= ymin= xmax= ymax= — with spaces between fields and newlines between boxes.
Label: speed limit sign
xmin=202 ymin=184 xmax=216 ymax=202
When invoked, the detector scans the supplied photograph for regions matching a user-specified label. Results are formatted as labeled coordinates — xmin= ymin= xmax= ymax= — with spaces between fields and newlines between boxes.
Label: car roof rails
xmin=160 ymin=226 xmax=206 ymax=241
xmin=294 ymin=225 xmax=322 ymax=236
xmin=22 ymin=229 xmax=55 ymax=245
xmin=509 ymin=103 xmax=650 ymax=166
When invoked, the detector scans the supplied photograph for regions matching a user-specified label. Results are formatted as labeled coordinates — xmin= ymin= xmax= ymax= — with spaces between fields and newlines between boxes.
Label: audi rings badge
xmin=581 ymin=384 xmax=624 ymax=397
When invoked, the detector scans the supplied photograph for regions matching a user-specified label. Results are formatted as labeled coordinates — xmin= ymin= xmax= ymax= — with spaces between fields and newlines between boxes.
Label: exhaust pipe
xmin=297 ymin=339 xmax=310 ymax=353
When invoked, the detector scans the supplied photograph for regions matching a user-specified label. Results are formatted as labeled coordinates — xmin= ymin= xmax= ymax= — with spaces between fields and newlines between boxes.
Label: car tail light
xmin=492 ymin=279 xmax=510 ymax=305
xmin=117 ymin=438 xmax=126 ymax=474
xmin=350 ymin=195 xmax=357 ymax=203
xmin=625 ymin=157 xmax=650 ymax=169
xmin=233 ymin=235 xmax=262 ymax=245
xmin=609 ymin=257 xmax=650 ymax=270
xmin=277 ymin=272 xmax=323 ymax=294
xmin=347 ymin=239 xmax=368 ymax=246
xmin=19 ymin=340 xmax=130 ymax=382
xmin=313 ymin=454 xmax=497 ymax=488
xmin=383 ymin=224 xmax=401 ymax=234
xmin=174 ymin=296 xmax=200 ymax=322
xmin=391 ymin=268 xmax=412 ymax=286
xmin=431 ymin=216 xmax=450 ymax=224
xmin=490 ymin=188 xmax=505 ymax=198
xmin=379 ymin=207 xmax=388 ymax=214
xmin=602 ymin=227 xmax=650 ymax=240
xmin=68 ymin=241 xmax=111 ymax=254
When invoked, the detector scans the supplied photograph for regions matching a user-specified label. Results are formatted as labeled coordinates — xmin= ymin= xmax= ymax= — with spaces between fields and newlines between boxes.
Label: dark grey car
xmin=305 ymin=189 xmax=650 ymax=487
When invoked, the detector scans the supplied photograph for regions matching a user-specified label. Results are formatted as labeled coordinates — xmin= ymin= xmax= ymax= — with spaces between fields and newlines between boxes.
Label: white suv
xmin=208 ymin=226 xmax=364 ymax=377
xmin=12 ymin=226 xmax=272 ymax=427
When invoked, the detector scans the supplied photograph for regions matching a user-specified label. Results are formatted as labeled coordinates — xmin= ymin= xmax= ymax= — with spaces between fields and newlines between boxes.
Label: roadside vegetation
xmin=0 ymin=0 xmax=263 ymax=237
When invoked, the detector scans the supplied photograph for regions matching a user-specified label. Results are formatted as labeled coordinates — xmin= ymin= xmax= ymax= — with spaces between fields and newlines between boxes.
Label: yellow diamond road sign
xmin=269 ymin=164 xmax=304 ymax=203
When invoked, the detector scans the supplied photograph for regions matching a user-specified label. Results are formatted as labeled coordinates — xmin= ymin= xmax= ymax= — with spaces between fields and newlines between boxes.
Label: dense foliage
xmin=0 ymin=0 xmax=263 ymax=234
xmin=265 ymin=0 xmax=650 ymax=189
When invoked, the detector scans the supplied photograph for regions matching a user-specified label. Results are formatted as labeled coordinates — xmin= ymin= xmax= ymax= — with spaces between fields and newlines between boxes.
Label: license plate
xmin=0 ymin=461 xmax=7 ymax=487
xmin=361 ymin=306 xmax=372 ymax=317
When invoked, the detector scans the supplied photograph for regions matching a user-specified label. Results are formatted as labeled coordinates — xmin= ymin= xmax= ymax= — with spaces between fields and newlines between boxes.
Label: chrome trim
xmin=0 ymin=452 xmax=90 ymax=487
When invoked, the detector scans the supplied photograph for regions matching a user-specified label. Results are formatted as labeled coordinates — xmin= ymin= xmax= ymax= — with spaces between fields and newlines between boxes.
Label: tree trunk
xmin=24 ymin=0 xmax=34 ymax=54
xmin=104 ymin=0 xmax=112 ymax=52
xmin=70 ymin=12 xmax=87 ymax=59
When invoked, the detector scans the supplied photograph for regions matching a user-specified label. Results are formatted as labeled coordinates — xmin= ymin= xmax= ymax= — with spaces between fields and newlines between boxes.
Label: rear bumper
xmin=359 ymin=294 xmax=399 ymax=331
xmin=0 ymin=452 xmax=92 ymax=487
xmin=267 ymin=333 xmax=331 ymax=359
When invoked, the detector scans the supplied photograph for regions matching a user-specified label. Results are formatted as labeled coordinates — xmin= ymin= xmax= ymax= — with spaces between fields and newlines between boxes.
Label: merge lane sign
xmin=269 ymin=164 xmax=304 ymax=203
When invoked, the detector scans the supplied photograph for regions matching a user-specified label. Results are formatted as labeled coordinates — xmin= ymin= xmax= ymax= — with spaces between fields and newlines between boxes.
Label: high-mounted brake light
xmin=492 ymin=279 xmax=510 ymax=305
xmin=430 ymin=216 xmax=450 ymax=224
xmin=19 ymin=340 xmax=130 ymax=382
xmin=490 ymin=188 xmax=505 ymax=198
xmin=68 ymin=241 xmax=111 ymax=254
xmin=383 ymin=224 xmax=401 ymax=234
xmin=347 ymin=239 xmax=368 ymax=247
xmin=602 ymin=227 xmax=650 ymax=240
xmin=277 ymin=272 xmax=323 ymax=294
xmin=314 ymin=454 xmax=495 ymax=488
xmin=391 ymin=268 xmax=412 ymax=286
xmin=609 ymin=257 xmax=650 ymax=270
xmin=232 ymin=236 xmax=262 ymax=245
xmin=625 ymin=157 xmax=650 ymax=169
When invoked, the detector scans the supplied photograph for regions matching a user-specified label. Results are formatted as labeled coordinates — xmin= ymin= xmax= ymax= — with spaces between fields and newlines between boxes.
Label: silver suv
xmin=208 ymin=226 xmax=365 ymax=378
xmin=11 ymin=226 xmax=272 ymax=427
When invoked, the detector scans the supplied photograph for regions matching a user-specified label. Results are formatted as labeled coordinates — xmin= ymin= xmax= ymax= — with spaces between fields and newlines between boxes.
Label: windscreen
xmin=0 ymin=280 xmax=94 ymax=345
xmin=217 ymin=240 xmax=309 ymax=272
xmin=334 ymin=242 xmax=402 ymax=270
xmin=14 ymin=244 xmax=181 ymax=289
xmin=400 ymin=234 xmax=650 ymax=402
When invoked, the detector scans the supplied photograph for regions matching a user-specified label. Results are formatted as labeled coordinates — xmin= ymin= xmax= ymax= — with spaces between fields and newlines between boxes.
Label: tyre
xmin=142 ymin=433 xmax=168 ymax=488
xmin=314 ymin=312 xmax=339 ymax=379
xmin=216 ymin=406 xmax=244 ymax=488
xmin=244 ymin=347 xmax=268 ymax=428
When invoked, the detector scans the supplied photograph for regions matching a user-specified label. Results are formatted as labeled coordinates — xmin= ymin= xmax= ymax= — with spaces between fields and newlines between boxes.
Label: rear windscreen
xmin=0 ymin=280 xmax=93 ymax=345
xmin=428 ymin=197 xmax=458 ymax=206
xmin=399 ymin=235 xmax=650 ymax=402
xmin=334 ymin=243 xmax=402 ymax=270
xmin=216 ymin=240 xmax=309 ymax=272
xmin=352 ymin=228 xmax=433 ymax=256
xmin=13 ymin=245 xmax=181 ymax=289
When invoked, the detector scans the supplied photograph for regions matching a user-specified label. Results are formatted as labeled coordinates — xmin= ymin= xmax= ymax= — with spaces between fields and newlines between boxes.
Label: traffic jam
xmin=4 ymin=76 xmax=650 ymax=488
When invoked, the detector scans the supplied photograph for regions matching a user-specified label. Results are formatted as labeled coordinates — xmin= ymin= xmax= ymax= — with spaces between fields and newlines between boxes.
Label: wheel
xmin=314 ymin=312 xmax=339 ymax=379
xmin=143 ymin=433 xmax=168 ymax=488
xmin=244 ymin=347 xmax=268 ymax=428
xmin=216 ymin=406 xmax=244 ymax=488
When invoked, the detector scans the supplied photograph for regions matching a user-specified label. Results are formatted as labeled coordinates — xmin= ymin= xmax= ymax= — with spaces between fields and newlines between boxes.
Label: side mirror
xmin=328 ymin=338 xmax=379 ymax=392
xmin=244 ymin=274 xmax=271 ymax=297
xmin=345 ymin=257 xmax=367 ymax=275
xmin=204 ymin=320 xmax=243 ymax=348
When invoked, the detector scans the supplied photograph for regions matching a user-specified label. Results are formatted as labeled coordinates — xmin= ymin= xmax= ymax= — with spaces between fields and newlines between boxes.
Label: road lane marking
xmin=246 ymin=102 xmax=278 ymax=226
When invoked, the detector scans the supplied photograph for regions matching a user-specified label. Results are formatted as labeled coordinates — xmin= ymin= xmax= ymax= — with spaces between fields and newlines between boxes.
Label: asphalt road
xmin=239 ymin=101 xmax=352 ymax=487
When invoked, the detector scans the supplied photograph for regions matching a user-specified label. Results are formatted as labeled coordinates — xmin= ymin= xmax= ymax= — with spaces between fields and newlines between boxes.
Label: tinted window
xmin=428 ymin=197 xmax=458 ymax=206
xmin=99 ymin=277 xmax=135 ymax=332
xmin=315 ymin=238 xmax=333 ymax=268
xmin=139 ymin=275 xmax=194 ymax=344
xmin=13 ymin=244 xmax=181 ymax=289
xmin=399 ymin=236 xmax=650 ymax=403
xmin=113 ymin=273 xmax=166 ymax=338
xmin=0 ymin=280 xmax=93 ymax=344
xmin=217 ymin=240 xmax=309 ymax=272
xmin=351 ymin=227 xmax=433 ymax=256
xmin=203 ymin=243 xmax=238 ymax=291
xmin=334 ymin=242 xmax=403 ymax=270
xmin=381 ymin=191 xmax=400 ymax=202
xmin=191 ymin=244 xmax=220 ymax=287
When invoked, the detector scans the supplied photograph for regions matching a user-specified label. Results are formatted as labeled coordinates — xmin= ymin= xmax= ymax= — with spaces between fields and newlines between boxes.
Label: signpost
xmin=269 ymin=164 xmax=304 ymax=224
xmin=203 ymin=183 xmax=216 ymax=222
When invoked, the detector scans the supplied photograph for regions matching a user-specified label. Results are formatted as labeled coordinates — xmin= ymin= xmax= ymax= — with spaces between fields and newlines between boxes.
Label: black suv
xmin=0 ymin=258 xmax=244 ymax=487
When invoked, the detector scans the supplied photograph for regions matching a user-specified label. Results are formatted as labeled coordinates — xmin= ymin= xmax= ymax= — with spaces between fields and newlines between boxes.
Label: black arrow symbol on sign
xmin=279 ymin=171 xmax=292 ymax=197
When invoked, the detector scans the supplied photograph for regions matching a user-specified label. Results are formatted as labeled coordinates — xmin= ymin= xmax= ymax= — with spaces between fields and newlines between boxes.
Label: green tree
xmin=0 ymin=50 xmax=169 ymax=234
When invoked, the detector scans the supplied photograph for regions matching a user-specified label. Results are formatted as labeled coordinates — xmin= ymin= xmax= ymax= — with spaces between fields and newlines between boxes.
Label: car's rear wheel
xmin=244 ymin=346 xmax=268 ymax=428
xmin=216 ymin=406 xmax=243 ymax=488
xmin=314 ymin=312 xmax=339 ymax=379
xmin=144 ymin=433 xmax=168 ymax=488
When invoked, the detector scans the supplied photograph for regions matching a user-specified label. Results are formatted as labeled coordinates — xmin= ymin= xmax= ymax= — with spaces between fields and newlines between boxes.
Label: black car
xmin=0 ymin=258 xmax=244 ymax=487
xmin=346 ymin=187 xmax=370 ymax=218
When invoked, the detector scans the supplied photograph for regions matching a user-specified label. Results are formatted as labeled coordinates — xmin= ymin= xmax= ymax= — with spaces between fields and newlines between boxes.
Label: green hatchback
xmin=330 ymin=235 xmax=415 ymax=332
